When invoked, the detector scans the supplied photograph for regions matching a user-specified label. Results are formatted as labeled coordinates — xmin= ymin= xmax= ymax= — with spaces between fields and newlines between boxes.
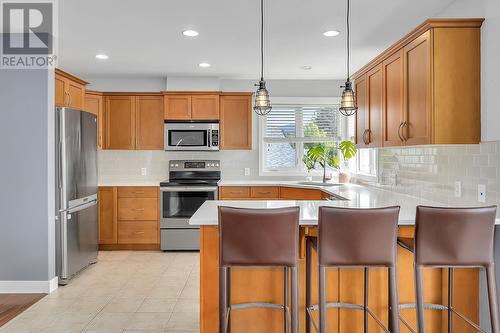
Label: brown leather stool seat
xmin=306 ymin=206 xmax=401 ymax=333
xmin=412 ymin=205 xmax=499 ymax=333
xmin=218 ymin=206 xmax=300 ymax=333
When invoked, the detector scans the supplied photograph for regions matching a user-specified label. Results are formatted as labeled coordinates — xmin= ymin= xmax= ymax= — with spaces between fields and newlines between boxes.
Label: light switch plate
xmin=478 ymin=184 xmax=486 ymax=203
xmin=141 ymin=167 xmax=147 ymax=176
xmin=244 ymin=168 xmax=250 ymax=176
xmin=454 ymin=181 xmax=462 ymax=197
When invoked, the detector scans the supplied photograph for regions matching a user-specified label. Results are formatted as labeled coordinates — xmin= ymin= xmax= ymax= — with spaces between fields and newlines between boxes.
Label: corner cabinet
xmin=220 ymin=93 xmax=253 ymax=150
xmin=352 ymin=19 xmax=483 ymax=147
xmin=85 ymin=91 xmax=104 ymax=148
xmin=55 ymin=68 xmax=88 ymax=110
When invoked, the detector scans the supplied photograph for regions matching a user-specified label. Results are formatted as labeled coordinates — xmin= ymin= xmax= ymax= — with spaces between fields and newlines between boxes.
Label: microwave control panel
xmin=211 ymin=130 xmax=219 ymax=147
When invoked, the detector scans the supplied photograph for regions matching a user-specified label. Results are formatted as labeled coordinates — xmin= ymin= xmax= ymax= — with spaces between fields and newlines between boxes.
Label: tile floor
xmin=0 ymin=251 xmax=200 ymax=333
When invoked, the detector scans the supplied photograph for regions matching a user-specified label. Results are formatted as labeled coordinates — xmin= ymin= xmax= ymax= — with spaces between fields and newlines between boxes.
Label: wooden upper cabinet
xmin=191 ymin=95 xmax=220 ymax=120
xmin=54 ymin=69 xmax=87 ymax=110
xmin=105 ymin=96 xmax=136 ymax=150
xmin=135 ymin=96 xmax=164 ymax=150
xmin=98 ymin=187 xmax=117 ymax=245
xmin=403 ymin=30 xmax=432 ymax=145
xmin=164 ymin=95 xmax=191 ymax=120
xmin=382 ymin=51 xmax=404 ymax=147
xmin=85 ymin=92 xmax=104 ymax=148
xmin=366 ymin=65 xmax=383 ymax=147
xmin=220 ymin=94 xmax=252 ymax=150
xmin=355 ymin=75 xmax=368 ymax=148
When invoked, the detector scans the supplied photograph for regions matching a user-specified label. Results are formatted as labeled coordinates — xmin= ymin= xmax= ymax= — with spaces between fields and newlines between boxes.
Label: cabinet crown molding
xmin=55 ymin=68 xmax=88 ymax=85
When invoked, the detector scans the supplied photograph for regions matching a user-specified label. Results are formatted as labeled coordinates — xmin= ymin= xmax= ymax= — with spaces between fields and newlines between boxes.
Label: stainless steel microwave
xmin=164 ymin=122 xmax=219 ymax=151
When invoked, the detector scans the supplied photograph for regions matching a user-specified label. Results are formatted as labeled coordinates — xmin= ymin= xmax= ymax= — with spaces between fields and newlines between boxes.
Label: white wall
xmin=437 ymin=0 xmax=500 ymax=142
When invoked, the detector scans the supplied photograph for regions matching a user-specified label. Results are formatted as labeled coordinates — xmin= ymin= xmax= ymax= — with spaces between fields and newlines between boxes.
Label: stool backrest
xmin=318 ymin=206 xmax=400 ymax=267
xmin=415 ymin=205 xmax=497 ymax=266
xmin=218 ymin=206 xmax=300 ymax=267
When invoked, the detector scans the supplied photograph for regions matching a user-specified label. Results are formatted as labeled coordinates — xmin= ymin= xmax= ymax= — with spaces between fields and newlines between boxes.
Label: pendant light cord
xmin=260 ymin=0 xmax=264 ymax=81
xmin=346 ymin=0 xmax=350 ymax=81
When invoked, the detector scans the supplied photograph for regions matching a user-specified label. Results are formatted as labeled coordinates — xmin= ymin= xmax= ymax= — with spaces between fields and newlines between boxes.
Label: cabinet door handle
xmin=362 ymin=129 xmax=368 ymax=145
xmin=366 ymin=129 xmax=371 ymax=144
xmin=134 ymin=191 xmax=145 ymax=194
xmin=398 ymin=122 xmax=404 ymax=142
xmin=256 ymin=191 xmax=271 ymax=195
xmin=133 ymin=231 xmax=145 ymax=235
xmin=401 ymin=121 xmax=408 ymax=142
xmin=229 ymin=191 xmax=242 ymax=195
xmin=132 ymin=208 xmax=145 ymax=212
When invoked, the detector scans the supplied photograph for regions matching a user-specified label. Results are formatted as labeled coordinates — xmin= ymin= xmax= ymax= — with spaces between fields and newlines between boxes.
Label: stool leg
xmin=415 ymin=265 xmax=425 ymax=333
xmin=388 ymin=265 xmax=400 ymax=333
xmin=284 ymin=266 xmax=289 ymax=333
xmin=306 ymin=238 xmax=311 ymax=333
xmin=448 ymin=267 xmax=453 ymax=333
xmin=219 ymin=266 xmax=229 ymax=333
xmin=318 ymin=265 xmax=327 ymax=333
xmin=486 ymin=264 xmax=500 ymax=333
xmin=364 ymin=267 xmax=368 ymax=333
xmin=291 ymin=266 xmax=299 ymax=333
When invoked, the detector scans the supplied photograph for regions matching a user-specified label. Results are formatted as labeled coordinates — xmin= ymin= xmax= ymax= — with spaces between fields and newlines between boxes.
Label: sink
xmin=298 ymin=181 xmax=342 ymax=187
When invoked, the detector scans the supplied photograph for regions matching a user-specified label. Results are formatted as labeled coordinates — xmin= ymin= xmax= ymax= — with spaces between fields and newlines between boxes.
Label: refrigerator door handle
xmin=57 ymin=140 xmax=63 ymax=189
xmin=60 ymin=199 xmax=98 ymax=215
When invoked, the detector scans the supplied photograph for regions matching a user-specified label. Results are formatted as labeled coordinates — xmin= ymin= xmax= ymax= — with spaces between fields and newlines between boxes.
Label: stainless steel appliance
xmin=164 ymin=122 xmax=219 ymax=151
xmin=55 ymin=107 xmax=98 ymax=284
xmin=160 ymin=160 xmax=220 ymax=250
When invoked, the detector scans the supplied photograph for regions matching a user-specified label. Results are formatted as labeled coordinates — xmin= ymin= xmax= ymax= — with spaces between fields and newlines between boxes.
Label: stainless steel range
xmin=160 ymin=160 xmax=220 ymax=251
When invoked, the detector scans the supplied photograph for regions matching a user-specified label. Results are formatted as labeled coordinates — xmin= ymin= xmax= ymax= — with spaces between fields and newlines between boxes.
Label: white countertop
xmin=191 ymin=183 xmax=500 ymax=226
xmin=98 ymin=180 xmax=161 ymax=187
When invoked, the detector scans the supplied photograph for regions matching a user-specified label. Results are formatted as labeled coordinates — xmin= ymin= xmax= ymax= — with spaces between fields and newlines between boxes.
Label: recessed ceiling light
xmin=323 ymin=30 xmax=340 ymax=37
xmin=198 ymin=62 xmax=211 ymax=68
xmin=301 ymin=66 xmax=312 ymax=70
xmin=182 ymin=30 xmax=199 ymax=37
xmin=95 ymin=54 xmax=109 ymax=60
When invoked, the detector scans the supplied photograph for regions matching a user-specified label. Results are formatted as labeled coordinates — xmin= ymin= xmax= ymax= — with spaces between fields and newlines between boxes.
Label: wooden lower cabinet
xmin=219 ymin=186 xmax=324 ymax=200
xmin=279 ymin=187 xmax=323 ymax=200
xmin=98 ymin=186 xmax=159 ymax=250
xmin=200 ymin=225 xmax=479 ymax=333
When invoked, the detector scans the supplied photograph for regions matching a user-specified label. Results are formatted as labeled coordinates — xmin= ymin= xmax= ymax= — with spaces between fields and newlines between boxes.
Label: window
xmin=260 ymin=104 xmax=346 ymax=175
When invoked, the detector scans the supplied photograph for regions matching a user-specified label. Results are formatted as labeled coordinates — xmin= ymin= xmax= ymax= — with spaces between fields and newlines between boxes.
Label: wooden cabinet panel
xmin=67 ymin=80 xmax=85 ymax=110
xmin=220 ymin=95 xmax=252 ymax=149
xmin=118 ymin=198 xmax=158 ymax=221
xmin=191 ymin=95 xmax=220 ymax=120
xmin=98 ymin=187 xmax=117 ymax=244
xmin=55 ymin=75 xmax=66 ymax=107
xmin=219 ymin=186 xmax=250 ymax=199
xmin=164 ymin=95 xmax=191 ymax=120
xmin=355 ymin=75 xmax=368 ymax=148
xmin=279 ymin=187 xmax=322 ymax=200
xmin=118 ymin=186 xmax=158 ymax=198
xmin=366 ymin=65 xmax=383 ymax=147
xmin=403 ymin=30 xmax=432 ymax=145
xmin=382 ymin=51 xmax=404 ymax=147
xmin=136 ymin=96 xmax=164 ymax=150
xmin=250 ymin=186 xmax=280 ymax=199
xmin=105 ymin=96 xmax=136 ymax=150
xmin=85 ymin=92 xmax=104 ymax=148
xmin=118 ymin=221 xmax=158 ymax=244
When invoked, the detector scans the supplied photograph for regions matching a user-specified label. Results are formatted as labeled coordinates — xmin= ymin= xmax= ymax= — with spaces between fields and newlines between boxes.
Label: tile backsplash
xmin=371 ymin=142 xmax=500 ymax=207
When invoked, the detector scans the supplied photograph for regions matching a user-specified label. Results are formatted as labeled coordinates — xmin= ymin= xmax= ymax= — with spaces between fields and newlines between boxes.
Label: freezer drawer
xmin=161 ymin=229 xmax=200 ymax=251
xmin=161 ymin=218 xmax=200 ymax=229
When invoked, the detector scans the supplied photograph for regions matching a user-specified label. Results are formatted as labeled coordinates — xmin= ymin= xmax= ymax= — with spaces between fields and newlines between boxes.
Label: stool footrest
xmin=230 ymin=302 xmax=285 ymax=311
xmin=399 ymin=302 xmax=448 ymax=311
xmin=309 ymin=302 xmax=364 ymax=312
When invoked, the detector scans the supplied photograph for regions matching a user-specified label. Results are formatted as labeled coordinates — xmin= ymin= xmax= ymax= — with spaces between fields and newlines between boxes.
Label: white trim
xmin=0 ymin=278 xmax=58 ymax=294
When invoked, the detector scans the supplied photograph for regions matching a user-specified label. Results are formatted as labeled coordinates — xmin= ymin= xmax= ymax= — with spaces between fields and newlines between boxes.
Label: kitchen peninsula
xmin=191 ymin=183 xmax=498 ymax=333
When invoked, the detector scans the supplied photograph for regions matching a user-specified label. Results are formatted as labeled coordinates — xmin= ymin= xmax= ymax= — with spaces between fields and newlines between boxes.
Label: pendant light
xmin=253 ymin=0 xmax=272 ymax=115
xmin=339 ymin=0 xmax=357 ymax=116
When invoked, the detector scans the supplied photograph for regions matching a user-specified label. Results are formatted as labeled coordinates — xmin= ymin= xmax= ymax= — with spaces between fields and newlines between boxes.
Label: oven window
xmin=162 ymin=191 xmax=215 ymax=218
xmin=169 ymin=130 xmax=207 ymax=147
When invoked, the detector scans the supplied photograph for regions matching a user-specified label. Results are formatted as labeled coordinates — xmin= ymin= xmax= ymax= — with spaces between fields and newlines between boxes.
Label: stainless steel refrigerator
xmin=55 ymin=107 xmax=98 ymax=284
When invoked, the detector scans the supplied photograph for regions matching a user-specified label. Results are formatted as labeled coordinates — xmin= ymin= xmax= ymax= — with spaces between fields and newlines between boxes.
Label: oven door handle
xmin=160 ymin=186 xmax=218 ymax=192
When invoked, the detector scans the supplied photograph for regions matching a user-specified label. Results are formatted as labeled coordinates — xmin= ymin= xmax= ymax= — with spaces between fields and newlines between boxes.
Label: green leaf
xmin=327 ymin=155 xmax=341 ymax=169
xmin=339 ymin=140 xmax=357 ymax=159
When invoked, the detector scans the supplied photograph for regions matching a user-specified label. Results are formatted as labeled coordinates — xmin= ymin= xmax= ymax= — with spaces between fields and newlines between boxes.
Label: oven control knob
xmin=170 ymin=164 xmax=174 ymax=167
xmin=215 ymin=163 xmax=219 ymax=167
xmin=175 ymin=164 xmax=179 ymax=167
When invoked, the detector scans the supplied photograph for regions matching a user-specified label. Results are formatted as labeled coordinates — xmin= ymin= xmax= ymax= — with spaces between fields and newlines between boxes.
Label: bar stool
xmin=410 ymin=205 xmax=499 ymax=333
xmin=218 ymin=206 xmax=300 ymax=333
xmin=306 ymin=206 xmax=401 ymax=333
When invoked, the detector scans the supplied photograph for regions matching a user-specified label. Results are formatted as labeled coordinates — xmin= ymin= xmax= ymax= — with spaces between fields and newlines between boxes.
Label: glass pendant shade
xmin=253 ymin=80 xmax=272 ymax=115
xmin=339 ymin=80 xmax=357 ymax=116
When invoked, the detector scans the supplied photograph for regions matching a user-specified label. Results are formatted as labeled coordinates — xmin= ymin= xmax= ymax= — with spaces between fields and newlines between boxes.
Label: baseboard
xmin=99 ymin=243 xmax=160 ymax=250
xmin=0 ymin=277 xmax=59 ymax=294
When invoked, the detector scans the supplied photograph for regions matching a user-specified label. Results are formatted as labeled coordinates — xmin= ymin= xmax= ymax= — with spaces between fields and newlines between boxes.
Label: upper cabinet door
xmin=85 ymin=93 xmax=103 ymax=148
xmin=403 ymin=30 xmax=432 ymax=145
xmin=67 ymin=80 xmax=85 ymax=110
xmin=55 ymin=75 xmax=66 ymax=107
xmin=135 ymin=96 xmax=164 ymax=150
xmin=382 ymin=51 xmax=404 ymax=147
xmin=164 ymin=95 xmax=191 ymax=120
xmin=354 ymin=75 xmax=368 ymax=148
xmin=220 ymin=95 xmax=252 ymax=150
xmin=366 ymin=65 xmax=383 ymax=147
xmin=105 ymin=96 xmax=136 ymax=150
xmin=191 ymin=95 xmax=220 ymax=120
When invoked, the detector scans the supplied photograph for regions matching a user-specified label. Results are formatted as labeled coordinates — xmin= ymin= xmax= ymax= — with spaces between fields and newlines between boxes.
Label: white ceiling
xmin=58 ymin=0 xmax=456 ymax=80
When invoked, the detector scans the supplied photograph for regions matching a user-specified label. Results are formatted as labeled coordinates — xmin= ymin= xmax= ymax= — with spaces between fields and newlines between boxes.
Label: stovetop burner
xmin=160 ymin=159 xmax=221 ymax=188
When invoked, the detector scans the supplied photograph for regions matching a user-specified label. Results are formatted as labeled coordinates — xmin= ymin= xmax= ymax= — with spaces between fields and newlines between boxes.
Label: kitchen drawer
xmin=118 ymin=221 xmax=158 ymax=244
xmin=118 ymin=186 xmax=158 ymax=198
xmin=219 ymin=186 xmax=250 ymax=199
xmin=250 ymin=186 xmax=280 ymax=199
xmin=279 ymin=186 xmax=323 ymax=200
xmin=118 ymin=198 xmax=158 ymax=220
xmin=161 ymin=229 xmax=200 ymax=250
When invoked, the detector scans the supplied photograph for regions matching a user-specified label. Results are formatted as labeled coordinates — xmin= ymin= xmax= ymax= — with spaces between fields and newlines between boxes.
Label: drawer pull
xmin=229 ymin=191 xmax=242 ymax=194
xmin=132 ymin=208 xmax=145 ymax=212
xmin=256 ymin=192 xmax=271 ymax=195
xmin=134 ymin=191 xmax=145 ymax=194
xmin=133 ymin=231 xmax=145 ymax=235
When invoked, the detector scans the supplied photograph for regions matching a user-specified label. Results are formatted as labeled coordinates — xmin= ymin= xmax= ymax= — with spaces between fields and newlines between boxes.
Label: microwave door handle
xmin=207 ymin=129 xmax=211 ymax=147
xmin=175 ymin=138 xmax=183 ymax=147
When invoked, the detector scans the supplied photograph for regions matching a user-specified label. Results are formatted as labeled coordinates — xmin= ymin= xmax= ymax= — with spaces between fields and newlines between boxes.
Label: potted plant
xmin=303 ymin=140 xmax=357 ymax=183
